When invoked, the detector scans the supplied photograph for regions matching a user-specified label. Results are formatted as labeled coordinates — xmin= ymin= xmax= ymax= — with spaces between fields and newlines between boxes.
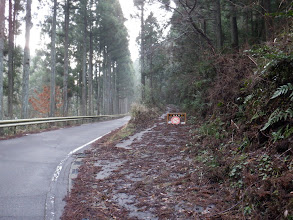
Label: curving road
xmin=0 ymin=116 xmax=130 ymax=220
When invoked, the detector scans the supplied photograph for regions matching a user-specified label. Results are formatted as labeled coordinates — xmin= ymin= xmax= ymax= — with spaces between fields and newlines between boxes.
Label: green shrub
xmin=198 ymin=118 xmax=226 ymax=139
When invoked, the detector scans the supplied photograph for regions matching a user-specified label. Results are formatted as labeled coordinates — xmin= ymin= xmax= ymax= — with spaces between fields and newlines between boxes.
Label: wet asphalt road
xmin=0 ymin=116 xmax=130 ymax=220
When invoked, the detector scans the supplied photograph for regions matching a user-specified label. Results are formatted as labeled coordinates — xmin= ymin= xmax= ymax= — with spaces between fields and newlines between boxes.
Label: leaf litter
xmin=61 ymin=110 xmax=230 ymax=220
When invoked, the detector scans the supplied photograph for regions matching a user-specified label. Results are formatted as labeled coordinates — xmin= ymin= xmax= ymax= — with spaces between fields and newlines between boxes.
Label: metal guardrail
xmin=0 ymin=114 xmax=127 ymax=128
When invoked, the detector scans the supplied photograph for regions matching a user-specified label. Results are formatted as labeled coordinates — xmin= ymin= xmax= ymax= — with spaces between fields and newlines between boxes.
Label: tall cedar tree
xmin=134 ymin=0 xmax=146 ymax=101
xmin=63 ymin=0 xmax=70 ymax=116
xmin=88 ymin=0 xmax=94 ymax=115
xmin=21 ymin=0 xmax=33 ymax=119
xmin=8 ymin=0 xmax=14 ymax=118
xmin=0 ymin=0 xmax=5 ymax=120
xmin=81 ymin=0 xmax=87 ymax=116
xmin=50 ymin=0 xmax=57 ymax=117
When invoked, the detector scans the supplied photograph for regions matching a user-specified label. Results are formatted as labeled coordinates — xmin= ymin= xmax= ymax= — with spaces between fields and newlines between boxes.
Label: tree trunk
xmin=244 ymin=7 xmax=250 ymax=44
xmin=140 ymin=1 xmax=145 ymax=101
xmin=214 ymin=0 xmax=223 ymax=50
xmin=150 ymin=53 xmax=155 ymax=105
xmin=8 ymin=0 xmax=14 ymax=118
xmin=263 ymin=0 xmax=272 ymax=40
xmin=63 ymin=0 xmax=70 ymax=116
xmin=95 ymin=62 xmax=102 ymax=115
xmin=21 ymin=0 xmax=32 ymax=119
xmin=113 ymin=63 xmax=117 ymax=114
xmin=94 ymin=63 xmax=98 ymax=115
xmin=50 ymin=0 xmax=57 ymax=117
xmin=81 ymin=0 xmax=87 ymax=116
xmin=88 ymin=38 xmax=93 ymax=115
xmin=115 ymin=65 xmax=118 ymax=115
xmin=251 ymin=10 xmax=255 ymax=39
xmin=107 ymin=56 xmax=112 ymax=114
xmin=230 ymin=0 xmax=239 ymax=51
xmin=203 ymin=19 xmax=207 ymax=35
xmin=98 ymin=62 xmax=102 ymax=115
xmin=0 ymin=0 xmax=5 ymax=120
xmin=103 ymin=48 xmax=110 ymax=115
xmin=102 ymin=48 xmax=107 ymax=114
xmin=88 ymin=0 xmax=93 ymax=115
xmin=78 ymin=67 xmax=82 ymax=115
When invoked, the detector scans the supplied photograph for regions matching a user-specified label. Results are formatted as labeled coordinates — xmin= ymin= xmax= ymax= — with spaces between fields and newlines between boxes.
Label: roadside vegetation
xmin=133 ymin=1 xmax=293 ymax=218
xmin=129 ymin=103 xmax=161 ymax=129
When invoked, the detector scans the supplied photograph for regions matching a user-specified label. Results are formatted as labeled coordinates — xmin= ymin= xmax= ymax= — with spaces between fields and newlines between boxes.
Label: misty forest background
xmin=0 ymin=0 xmax=135 ymax=119
xmin=0 ymin=0 xmax=292 ymax=121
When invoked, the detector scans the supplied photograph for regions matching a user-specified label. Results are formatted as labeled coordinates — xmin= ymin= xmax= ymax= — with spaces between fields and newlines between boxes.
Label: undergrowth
xmin=129 ymin=103 xmax=160 ymax=129
xmin=186 ymin=30 xmax=293 ymax=219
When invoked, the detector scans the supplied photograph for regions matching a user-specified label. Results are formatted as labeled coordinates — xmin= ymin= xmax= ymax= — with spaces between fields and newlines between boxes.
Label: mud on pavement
xmin=62 ymin=110 xmax=227 ymax=220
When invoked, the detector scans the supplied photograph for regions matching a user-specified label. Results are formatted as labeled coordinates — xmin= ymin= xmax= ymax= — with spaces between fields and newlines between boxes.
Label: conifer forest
xmin=0 ymin=0 xmax=293 ymax=219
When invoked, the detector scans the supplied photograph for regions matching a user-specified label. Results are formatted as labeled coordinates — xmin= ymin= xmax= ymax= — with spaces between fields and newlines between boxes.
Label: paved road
xmin=0 ymin=116 xmax=130 ymax=220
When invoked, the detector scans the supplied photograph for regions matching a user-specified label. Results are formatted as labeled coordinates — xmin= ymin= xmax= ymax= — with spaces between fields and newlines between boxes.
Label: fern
xmin=261 ymin=109 xmax=282 ymax=131
xmin=251 ymin=111 xmax=265 ymax=122
xmin=261 ymin=108 xmax=293 ymax=131
xmin=271 ymin=83 xmax=293 ymax=100
xmin=283 ymin=125 xmax=293 ymax=138
xmin=285 ymin=108 xmax=293 ymax=118
xmin=244 ymin=94 xmax=253 ymax=104
xmin=261 ymin=83 xmax=293 ymax=130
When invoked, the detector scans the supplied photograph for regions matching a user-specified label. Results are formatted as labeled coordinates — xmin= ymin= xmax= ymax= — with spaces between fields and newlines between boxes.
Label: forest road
xmin=0 ymin=116 xmax=130 ymax=220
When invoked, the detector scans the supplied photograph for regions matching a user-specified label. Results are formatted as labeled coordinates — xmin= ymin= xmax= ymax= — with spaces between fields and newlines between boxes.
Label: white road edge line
xmin=45 ymin=130 xmax=112 ymax=220
xmin=52 ymin=130 xmax=112 ymax=182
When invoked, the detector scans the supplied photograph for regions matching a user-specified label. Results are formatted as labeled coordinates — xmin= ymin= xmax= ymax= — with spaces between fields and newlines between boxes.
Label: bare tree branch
xmin=189 ymin=0 xmax=198 ymax=14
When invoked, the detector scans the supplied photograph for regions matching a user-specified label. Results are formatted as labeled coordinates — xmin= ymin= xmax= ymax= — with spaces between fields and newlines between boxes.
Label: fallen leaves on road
xmin=62 ymin=110 xmax=231 ymax=220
